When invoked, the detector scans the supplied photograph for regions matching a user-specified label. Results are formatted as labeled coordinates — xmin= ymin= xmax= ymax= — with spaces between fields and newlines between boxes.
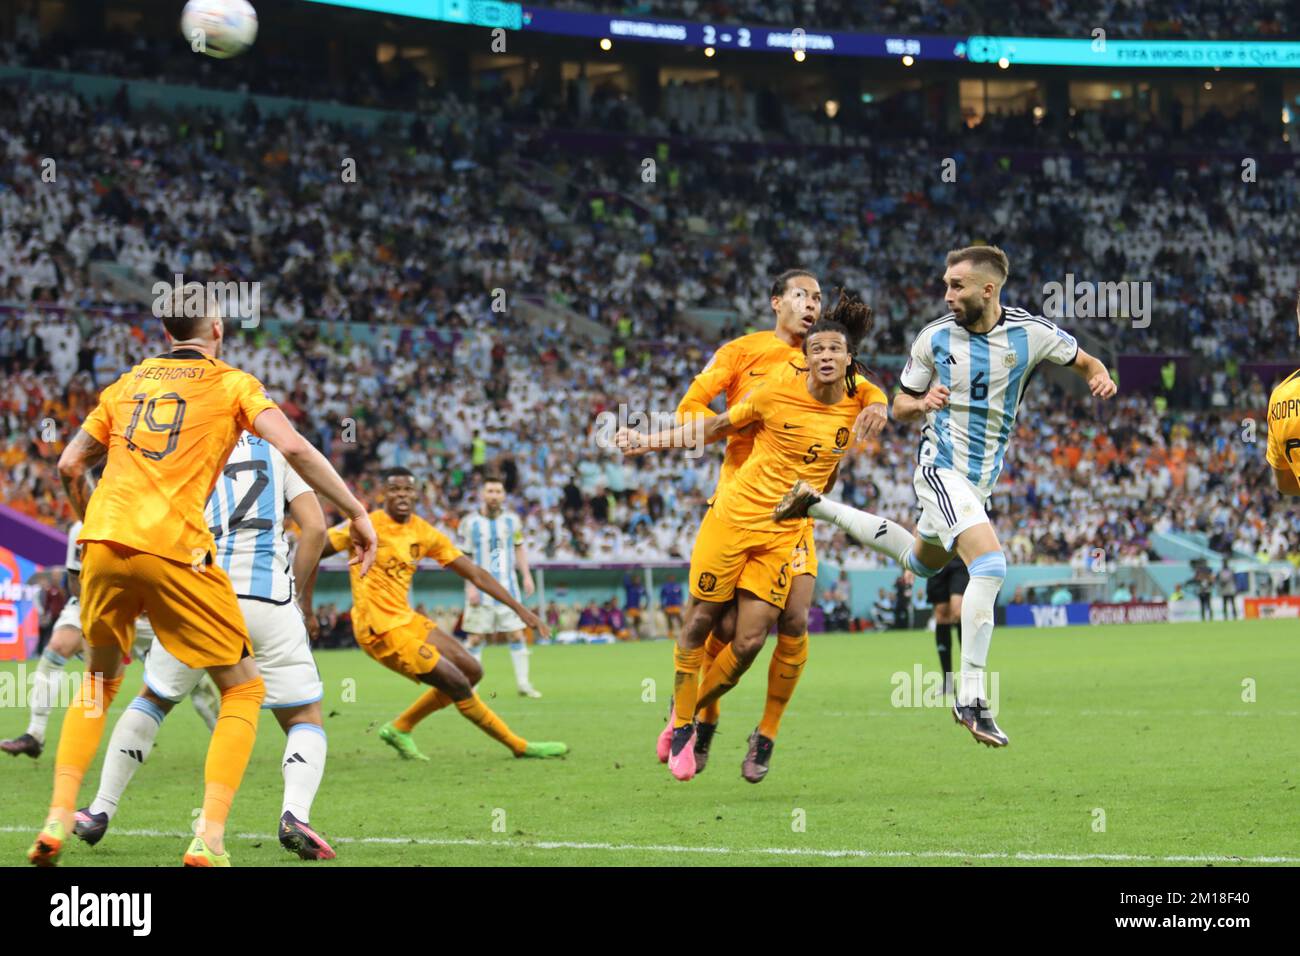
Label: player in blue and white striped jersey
xmin=894 ymin=245 xmax=1116 ymax=745
xmin=460 ymin=475 xmax=541 ymax=698
xmin=75 ymin=432 xmax=338 ymax=860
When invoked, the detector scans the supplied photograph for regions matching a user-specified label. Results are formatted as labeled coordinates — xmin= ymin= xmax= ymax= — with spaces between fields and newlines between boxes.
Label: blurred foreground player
xmin=1266 ymin=293 xmax=1300 ymax=498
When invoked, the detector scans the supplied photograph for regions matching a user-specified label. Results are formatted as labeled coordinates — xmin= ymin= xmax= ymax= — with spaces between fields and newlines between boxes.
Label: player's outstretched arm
xmin=893 ymin=385 xmax=950 ymax=423
xmin=1273 ymin=468 xmax=1300 ymax=496
xmin=57 ymin=429 xmax=107 ymax=521
xmin=252 ymin=408 xmax=377 ymax=574
xmin=675 ymin=366 xmax=731 ymax=423
xmin=615 ymin=408 xmax=740 ymax=457
xmin=1069 ymin=347 xmax=1118 ymax=399
xmin=446 ymin=555 xmax=550 ymax=638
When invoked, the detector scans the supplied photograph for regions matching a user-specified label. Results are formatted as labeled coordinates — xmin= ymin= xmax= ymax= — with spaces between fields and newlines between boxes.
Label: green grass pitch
xmin=1 ymin=620 xmax=1297 ymax=867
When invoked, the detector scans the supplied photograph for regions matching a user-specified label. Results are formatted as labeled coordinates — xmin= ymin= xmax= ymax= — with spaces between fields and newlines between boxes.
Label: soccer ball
xmin=180 ymin=0 xmax=258 ymax=59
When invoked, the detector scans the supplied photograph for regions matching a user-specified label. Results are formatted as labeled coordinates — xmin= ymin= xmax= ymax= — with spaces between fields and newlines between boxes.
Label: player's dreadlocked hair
xmin=802 ymin=288 xmax=874 ymax=397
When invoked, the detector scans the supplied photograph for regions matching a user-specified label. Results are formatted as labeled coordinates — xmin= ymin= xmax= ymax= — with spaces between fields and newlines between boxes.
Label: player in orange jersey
xmin=31 ymin=302 xmax=376 ymax=867
xmin=309 ymin=468 xmax=567 ymax=761
xmin=651 ymin=275 xmax=915 ymax=781
xmin=1267 ymin=294 xmax=1300 ymax=496
xmin=620 ymin=300 xmax=917 ymax=781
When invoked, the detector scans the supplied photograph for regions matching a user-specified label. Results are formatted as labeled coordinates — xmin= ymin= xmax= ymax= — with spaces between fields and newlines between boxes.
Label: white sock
xmin=189 ymin=674 xmax=220 ymax=733
xmin=807 ymin=498 xmax=915 ymax=565
xmin=281 ymin=723 xmax=327 ymax=822
xmin=89 ymin=697 xmax=166 ymax=819
xmin=958 ymin=551 xmax=1006 ymax=707
xmin=25 ymin=648 xmax=68 ymax=744
xmin=509 ymin=641 xmax=532 ymax=690
xmin=468 ymin=641 xmax=484 ymax=664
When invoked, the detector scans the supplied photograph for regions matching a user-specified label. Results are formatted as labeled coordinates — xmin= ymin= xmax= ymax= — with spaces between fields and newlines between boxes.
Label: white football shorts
xmin=53 ymin=597 xmax=81 ymax=633
xmin=913 ymin=465 xmax=991 ymax=553
xmin=143 ymin=598 xmax=321 ymax=708
xmin=462 ymin=602 xmax=526 ymax=636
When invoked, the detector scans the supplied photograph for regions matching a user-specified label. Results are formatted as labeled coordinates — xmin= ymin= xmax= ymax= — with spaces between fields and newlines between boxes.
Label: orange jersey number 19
xmin=79 ymin=350 xmax=279 ymax=565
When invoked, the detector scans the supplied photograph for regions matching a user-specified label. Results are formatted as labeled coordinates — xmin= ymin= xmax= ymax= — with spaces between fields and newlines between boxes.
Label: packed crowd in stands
xmin=3 ymin=50 xmax=1300 ymax=580
xmin=4 ymin=298 xmax=1293 ymax=571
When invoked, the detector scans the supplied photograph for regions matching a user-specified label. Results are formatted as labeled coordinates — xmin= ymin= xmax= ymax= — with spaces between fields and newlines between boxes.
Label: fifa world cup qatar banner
xmin=1087 ymin=602 xmax=1169 ymax=625
xmin=1243 ymin=596 xmax=1300 ymax=619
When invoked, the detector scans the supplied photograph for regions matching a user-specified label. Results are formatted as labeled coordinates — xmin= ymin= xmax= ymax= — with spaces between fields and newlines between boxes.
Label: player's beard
xmin=952 ymin=297 xmax=985 ymax=327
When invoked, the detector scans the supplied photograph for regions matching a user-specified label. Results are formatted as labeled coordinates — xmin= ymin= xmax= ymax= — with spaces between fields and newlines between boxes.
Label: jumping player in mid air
xmin=776 ymin=245 xmax=1116 ymax=747
xmin=652 ymin=272 xmax=911 ymax=782
xmin=621 ymin=298 xmax=917 ymax=781
xmin=310 ymin=468 xmax=566 ymax=762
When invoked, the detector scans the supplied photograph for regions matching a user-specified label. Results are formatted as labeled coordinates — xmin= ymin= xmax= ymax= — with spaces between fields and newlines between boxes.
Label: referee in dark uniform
xmin=928 ymin=557 xmax=968 ymax=696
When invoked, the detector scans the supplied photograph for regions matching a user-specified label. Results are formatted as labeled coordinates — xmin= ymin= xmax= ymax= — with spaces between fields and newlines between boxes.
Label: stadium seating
xmin=1 ymin=54 xmax=1297 ymax=574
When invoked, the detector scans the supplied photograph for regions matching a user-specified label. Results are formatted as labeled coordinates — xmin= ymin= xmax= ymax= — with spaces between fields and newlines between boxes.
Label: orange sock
xmin=673 ymin=644 xmax=704 ymax=728
xmin=200 ymin=676 xmax=265 ymax=848
xmin=455 ymin=693 xmax=527 ymax=756
xmin=393 ymin=689 xmax=452 ymax=732
xmin=758 ymin=633 xmax=808 ymax=740
xmin=698 ymin=633 xmax=726 ymax=725
xmin=697 ymin=642 xmax=751 ymax=713
xmin=50 ymin=673 xmax=123 ymax=828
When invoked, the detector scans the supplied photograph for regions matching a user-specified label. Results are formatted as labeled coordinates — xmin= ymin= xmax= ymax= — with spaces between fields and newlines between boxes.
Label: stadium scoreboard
xmin=305 ymin=1 xmax=1300 ymax=69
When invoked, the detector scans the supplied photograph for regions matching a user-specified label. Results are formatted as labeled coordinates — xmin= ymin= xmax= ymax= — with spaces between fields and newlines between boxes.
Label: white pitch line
xmin=1 ymin=825 xmax=1295 ymax=864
